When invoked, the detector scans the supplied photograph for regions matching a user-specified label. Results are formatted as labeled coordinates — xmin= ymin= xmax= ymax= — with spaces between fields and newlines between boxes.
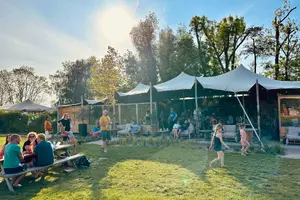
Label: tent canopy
xmin=118 ymin=83 xmax=150 ymax=97
xmin=6 ymin=99 xmax=52 ymax=112
xmin=154 ymin=72 xmax=195 ymax=92
xmin=197 ymin=65 xmax=300 ymax=92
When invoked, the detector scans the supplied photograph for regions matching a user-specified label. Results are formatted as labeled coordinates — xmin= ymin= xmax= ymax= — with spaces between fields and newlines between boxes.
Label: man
xmin=3 ymin=134 xmax=25 ymax=188
xmin=34 ymin=133 xmax=54 ymax=167
xmin=168 ymin=108 xmax=177 ymax=132
xmin=100 ymin=110 xmax=112 ymax=153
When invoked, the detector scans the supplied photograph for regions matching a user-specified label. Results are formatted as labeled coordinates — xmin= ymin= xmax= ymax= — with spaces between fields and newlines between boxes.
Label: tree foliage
xmin=88 ymin=46 xmax=123 ymax=104
xmin=0 ymin=66 xmax=49 ymax=105
xmin=130 ymin=12 xmax=158 ymax=84
xmin=50 ymin=59 xmax=93 ymax=104
xmin=197 ymin=15 xmax=251 ymax=73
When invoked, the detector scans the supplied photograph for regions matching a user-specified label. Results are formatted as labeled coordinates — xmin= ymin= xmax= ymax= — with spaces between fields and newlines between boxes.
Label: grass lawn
xmin=0 ymin=137 xmax=300 ymax=200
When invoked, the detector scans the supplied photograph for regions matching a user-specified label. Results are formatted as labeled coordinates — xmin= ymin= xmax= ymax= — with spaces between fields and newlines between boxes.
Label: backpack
xmin=76 ymin=156 xmax=91 ymax=168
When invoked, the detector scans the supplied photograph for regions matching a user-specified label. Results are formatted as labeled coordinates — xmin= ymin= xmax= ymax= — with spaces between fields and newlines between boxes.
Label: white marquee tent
xmin=154 ymin=72 xmax=196 ymax=92
xmin=118 ymin=83 xmax=150 ymax=96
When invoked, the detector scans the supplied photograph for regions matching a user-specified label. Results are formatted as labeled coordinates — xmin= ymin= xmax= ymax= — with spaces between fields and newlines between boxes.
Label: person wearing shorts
xmin=100 ymin=110 xmax=112 ymax=153
xmin=3 ymin=134 xmax=26 ymax=188
xmin=58 ymin=113 xmax=78 ymax=153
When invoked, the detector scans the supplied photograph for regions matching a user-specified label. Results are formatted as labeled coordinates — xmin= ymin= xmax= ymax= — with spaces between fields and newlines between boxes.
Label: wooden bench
xmin=0 ymin=154 xmax=83 ymax=192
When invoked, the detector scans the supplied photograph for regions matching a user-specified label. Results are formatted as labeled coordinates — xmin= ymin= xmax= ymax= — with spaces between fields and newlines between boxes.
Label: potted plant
xmin=77 ymin=107 xmax=89 ymax=136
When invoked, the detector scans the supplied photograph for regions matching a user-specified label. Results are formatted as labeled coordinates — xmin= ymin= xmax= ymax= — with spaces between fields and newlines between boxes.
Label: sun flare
xmin=97 ymin=6 xmax=136 ymax=44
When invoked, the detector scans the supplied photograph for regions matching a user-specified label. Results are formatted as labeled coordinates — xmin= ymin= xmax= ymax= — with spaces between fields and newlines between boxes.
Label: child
xmin=239 ymin=124 xmax=250 ymax=155
xmin=172 ymin=121 xmax=181 ymax=139
xmin=209 ymin=123 xmax=230 ymax=168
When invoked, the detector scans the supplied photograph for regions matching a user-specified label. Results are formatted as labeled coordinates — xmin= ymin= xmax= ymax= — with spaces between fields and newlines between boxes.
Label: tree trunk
xmin=275 ymin=19 xmax=280 ymax=80
xmin=253 ymin=39 xmax=257 ymax=73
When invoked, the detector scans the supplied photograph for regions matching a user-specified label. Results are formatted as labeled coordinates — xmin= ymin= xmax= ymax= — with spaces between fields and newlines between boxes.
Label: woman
xmin=23 ymin=132 xmax=38 ymax=153
xmin=209 ymin=124 xmax=230 ymax=168
xmin=58 ymin=113 xmax=78 ymax=153
xmin=0 ymin=134 xmax=11 ymax=159
xmin=44 ymin=116 xmax=53 ymax=140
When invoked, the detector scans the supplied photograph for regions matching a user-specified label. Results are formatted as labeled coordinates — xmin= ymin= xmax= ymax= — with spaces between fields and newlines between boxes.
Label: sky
xmin=0 ymin=0 xmax=299 ymax=105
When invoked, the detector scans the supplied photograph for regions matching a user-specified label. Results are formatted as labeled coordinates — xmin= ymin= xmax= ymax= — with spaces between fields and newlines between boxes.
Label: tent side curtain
xmin=118 ymin=83 xmax=150 ymax=97
xmin=154 ymin=72 xmax=196 ymax=92
xmin=196 ymin=65 xmax=300 ymax=93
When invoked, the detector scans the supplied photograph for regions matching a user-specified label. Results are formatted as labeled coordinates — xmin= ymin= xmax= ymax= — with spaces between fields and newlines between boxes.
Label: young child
xmin=239 ymin=124 xmax=250 ymax=156
xmin=209 ymin=123 xmax=230 ymax=168
xmin=172 ymin=121 xmax=181 ymax=139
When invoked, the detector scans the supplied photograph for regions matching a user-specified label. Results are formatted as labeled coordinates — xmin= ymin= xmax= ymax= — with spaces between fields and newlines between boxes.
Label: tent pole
xmin=256 ymin=79 xmax=261 ymax=138
xmin=235 ymin=93 xmax=264 ymax=149
xmin=183 ymin=91 xmax=186 ymax=111
xmin=150 ymin=82 xmax=153 ymax=125
xmin=195 ymin=79 xmax=199 ymax=133
xmin=57 ymin=100 xmax=60 ymax=133
xmin=243 ymin=94 xmax=245 ymax=123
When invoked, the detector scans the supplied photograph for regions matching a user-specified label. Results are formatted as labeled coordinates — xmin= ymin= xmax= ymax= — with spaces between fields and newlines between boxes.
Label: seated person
xmin=44 ymin=116 xmax=53 ymax=140
xmin=179 ymin=119 xmax=190 ymax=134
xmin=91 ymin=122 xmax=101 ymax=137
xmin=3 ymin=134 xmax=26 ymax=187
xmin=23 ymin=132 xmax=38 ymax=153
xmin=227 ymin=115 xmax=234 ymax=125
xmin=32 ymin=133 xmax=54 ymax=177
xmin=58 ymin=113 xmax=78 ymax=153
xmin=0 ymin=134 xmax=11 ymax=159
xmin=172 ymin=121 xmax=181 ymax=139
xmin=130 ymin=120 xmax=140 ymax=136
xmin=210 ymin=113 xmax=217 ymax=125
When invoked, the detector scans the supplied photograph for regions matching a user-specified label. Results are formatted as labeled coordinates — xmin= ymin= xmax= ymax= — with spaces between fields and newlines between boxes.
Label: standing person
xmin=58 ymin=113 xmax=78 ymax=153
xmin=168 ymin=108 xmax=177 ymax=131
xmin=3 ymin=134 xmax=26 ymax=188
xmin=100 ymin=110 xmax=112 ymax=153
xmin=0 ymin=134 xmax=11 ymax=159
xmin=209 ymin=124 xmax=230 ymax=168
xmin=44 ymin=116 xmax=53 ymax=140
xmin=239 ymin=124 xmax=250 ymax=156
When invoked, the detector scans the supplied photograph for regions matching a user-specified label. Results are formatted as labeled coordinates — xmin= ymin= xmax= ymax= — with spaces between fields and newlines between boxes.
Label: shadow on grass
xmin=1 ymin=144 xmax=300 ymax=200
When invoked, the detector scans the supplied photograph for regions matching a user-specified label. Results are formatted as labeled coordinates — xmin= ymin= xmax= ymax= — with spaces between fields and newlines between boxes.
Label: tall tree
xmin=130 ymin=12 xmax=158 ymax=84
xmin=272 ymin=0 xmax=297 ymax=79
xmin=50 ymin=58 xmax=93 ymax=104
xmin=198 ymin=15 xmax=252 ymax=73
xmin=280 ymin=19 xmax=299 ymax=80
xmin=0 ymin=67 xmax=49 ymax=105
xmin=157 ymin=27 xmax=177 ymax=82
xmin=123 ymin=50 xmax=142 ymax=90
xmin=241 ymin=27 xmax=273 ymax=73
xmin=88 ymin=46 xmax=123 ymax=104
xmin=190 ymin=16 xmax=212 ymax=76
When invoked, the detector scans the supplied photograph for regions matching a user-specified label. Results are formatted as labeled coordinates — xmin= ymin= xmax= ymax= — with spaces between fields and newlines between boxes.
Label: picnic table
xmin=0 ymin=144 xmax=73 ymax=172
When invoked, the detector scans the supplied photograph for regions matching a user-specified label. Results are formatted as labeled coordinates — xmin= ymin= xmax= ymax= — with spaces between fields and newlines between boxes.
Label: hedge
xmin=0 ymin=110 xmax=57 ymax=135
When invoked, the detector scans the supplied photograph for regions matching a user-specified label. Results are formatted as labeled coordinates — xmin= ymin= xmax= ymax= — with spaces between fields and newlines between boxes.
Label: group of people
xmin=209 ymin=123 xmax=250 ymax=168
xmin=0 ymin=133 xmax=54 ymax=187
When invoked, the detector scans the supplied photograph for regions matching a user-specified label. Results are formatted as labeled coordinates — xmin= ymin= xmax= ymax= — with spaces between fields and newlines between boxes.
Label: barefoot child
xmin=239 ymin=124 xmax=250 ymax=155
xmin=209 ymin=123 xmax=230 ymax=168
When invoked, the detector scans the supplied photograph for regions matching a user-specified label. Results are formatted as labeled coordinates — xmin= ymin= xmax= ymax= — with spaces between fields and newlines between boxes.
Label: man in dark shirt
xmin=58 ymin=113 xmax=71 ymax=142
xmin=34 ymin=133 xmax=54 ymax=167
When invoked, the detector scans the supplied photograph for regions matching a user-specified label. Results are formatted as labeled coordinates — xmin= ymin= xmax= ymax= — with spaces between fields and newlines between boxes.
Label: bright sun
xmin=98 ymin=6 xmax=136 ymax=44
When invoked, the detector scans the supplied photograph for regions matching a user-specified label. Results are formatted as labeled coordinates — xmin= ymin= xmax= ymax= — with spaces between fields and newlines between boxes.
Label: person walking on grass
xmin=100 ymin=110 xmax=112 ymax=153
xmin=239 ymin=124 xmax=250 ymax=156
xmin=209 ymin=123 xmax=230 ymax=168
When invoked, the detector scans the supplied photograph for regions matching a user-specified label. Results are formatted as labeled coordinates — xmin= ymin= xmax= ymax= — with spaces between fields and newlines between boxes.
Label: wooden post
xmin=242 ymin=94 xmax=245 ymax=123
xmin=195 ymin=79 xmax=199 ymax=134
xmin=136 ymin=104 xmax=139 ymax=124
xmin=118 ymin=105 xmax=121 ymax=124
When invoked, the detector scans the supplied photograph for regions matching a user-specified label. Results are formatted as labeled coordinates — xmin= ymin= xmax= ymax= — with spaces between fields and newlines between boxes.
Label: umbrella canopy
xmin=154 ymin=72 xmax=196 ymax=92
xmin=118 ymin=83 xmax=150 ymax=96
xmin=197 ymin=65 xmax=300 ymax=92
xmin=6 ymin=99 xmax=52 ymax=112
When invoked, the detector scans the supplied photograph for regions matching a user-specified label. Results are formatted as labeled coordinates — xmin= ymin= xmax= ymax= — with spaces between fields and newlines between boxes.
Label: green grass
xmin=0 ymin=137 xmax=300 ymax=200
